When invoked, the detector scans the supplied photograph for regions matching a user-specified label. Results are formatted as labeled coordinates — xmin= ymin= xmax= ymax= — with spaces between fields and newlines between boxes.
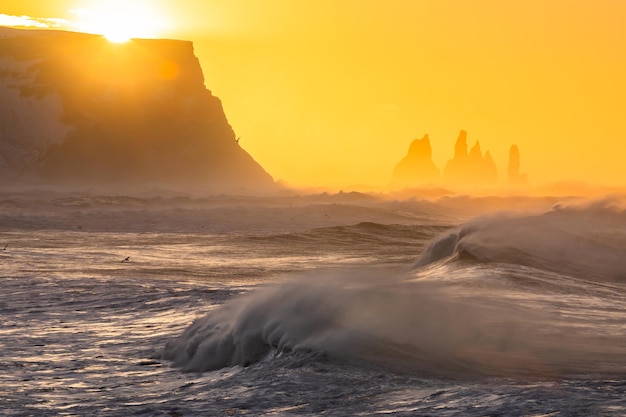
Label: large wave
xmin=162 ymin=202 xmax=626 ymax=377
xmin=416 ymin=200 xmax=626 ymax=282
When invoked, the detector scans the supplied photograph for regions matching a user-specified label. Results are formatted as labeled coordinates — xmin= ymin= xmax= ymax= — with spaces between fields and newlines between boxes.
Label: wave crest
xmin=162 ymin=270 xmax=626 ymax=377
xmin=416 ymin=202 xmax=626 ymax=282
xmin=162 ymin=202 xmax=626 ymax=376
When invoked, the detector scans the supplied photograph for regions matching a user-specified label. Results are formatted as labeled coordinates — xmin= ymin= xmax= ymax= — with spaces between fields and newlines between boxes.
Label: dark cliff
xmin=0 ymin=28 xmax=276 ymax=193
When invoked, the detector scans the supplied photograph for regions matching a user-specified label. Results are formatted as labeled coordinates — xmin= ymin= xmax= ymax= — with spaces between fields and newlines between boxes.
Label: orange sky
xmin=2 ymin=0 xmax=626 ymax=189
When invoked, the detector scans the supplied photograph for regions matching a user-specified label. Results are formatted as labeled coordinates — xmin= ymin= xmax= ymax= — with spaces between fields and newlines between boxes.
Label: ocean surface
xmin=1 ymin=191 xmax=625 ymax=416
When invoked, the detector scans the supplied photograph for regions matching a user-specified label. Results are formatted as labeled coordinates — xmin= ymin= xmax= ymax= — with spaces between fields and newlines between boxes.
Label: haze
xmin=2 ymin=0 xmax=625 ymax=190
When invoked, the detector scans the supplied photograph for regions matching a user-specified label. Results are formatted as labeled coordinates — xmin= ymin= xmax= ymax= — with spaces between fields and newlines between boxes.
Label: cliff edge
xmin=0 ymin=27 xmax=276 ymax=193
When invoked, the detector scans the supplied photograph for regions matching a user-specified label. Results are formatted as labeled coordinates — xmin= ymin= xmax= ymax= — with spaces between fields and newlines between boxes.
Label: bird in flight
xmin=122 ymin=256 xmax=131 ymax=262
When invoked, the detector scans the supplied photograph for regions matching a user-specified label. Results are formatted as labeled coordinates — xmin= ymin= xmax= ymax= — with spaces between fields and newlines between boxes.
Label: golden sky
xmin=2 ymin=0 xmax=625 ymax=189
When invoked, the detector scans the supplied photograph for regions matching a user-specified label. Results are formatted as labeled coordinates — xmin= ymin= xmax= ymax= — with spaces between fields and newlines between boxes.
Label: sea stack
xmin=391 ymin=134 xmax=440 ymax=188
xmin=507 ymin=144 xmax=528 ymax=186
xmin=443 ymin=130 xmax=497 ymax=186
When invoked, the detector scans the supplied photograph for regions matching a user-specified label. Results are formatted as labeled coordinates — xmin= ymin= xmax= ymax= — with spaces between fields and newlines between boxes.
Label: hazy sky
xmin=2 ymin=0 xmax=626 ymax=189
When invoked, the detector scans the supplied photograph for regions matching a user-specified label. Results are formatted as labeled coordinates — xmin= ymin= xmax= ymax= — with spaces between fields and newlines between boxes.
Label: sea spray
xmin=4 ymin=193 xmax=626 ymax=415
xmin=164 ymin=203 xmax=626 ymax=376
xmin=163 ymin=266 xmax=626 ymax=377
xmin=415 ymin=202 xmax=626 ymax=282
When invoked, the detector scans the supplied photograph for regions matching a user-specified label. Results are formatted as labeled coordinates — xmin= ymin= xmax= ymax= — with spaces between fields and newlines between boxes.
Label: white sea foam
xmin=3 ymin=196 xmax=626 ymax=416
xmin=164 ymin=202 xmax=626 ymax=377
xmin=163 ymin=270 xmax=626 ymax=377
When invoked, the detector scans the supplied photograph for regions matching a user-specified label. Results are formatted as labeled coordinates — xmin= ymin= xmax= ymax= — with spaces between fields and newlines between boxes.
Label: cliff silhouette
xmin=392 ymin=130 xmax=527 ymax=189
xmin=0 ymin=27 xmax=276 ymax=193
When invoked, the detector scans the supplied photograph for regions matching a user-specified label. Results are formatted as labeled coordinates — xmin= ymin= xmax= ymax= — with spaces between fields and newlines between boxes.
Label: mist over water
xmin=2 ymin=191 xmax=626 ymax=416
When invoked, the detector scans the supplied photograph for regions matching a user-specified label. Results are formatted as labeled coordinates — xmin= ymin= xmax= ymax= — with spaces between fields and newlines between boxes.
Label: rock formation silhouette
xmin=507 ymin=144 xmax=528 ymax=186
xmin=441 ymin=130 xmax=468 ymax=184
xmin=392 ymin=130 xmax=526 ymax=189
xmin=0 ymin=27 xmax=276 ymax=193
xmin=391 ymin=134 xmax=439 ymax=187
xmin=442 ymin=130 xmax=497 ymax=186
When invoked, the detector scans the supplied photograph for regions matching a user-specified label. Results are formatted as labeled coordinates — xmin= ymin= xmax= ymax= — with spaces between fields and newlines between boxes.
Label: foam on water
xmin=163 ymin=203 xmax=626 ymax=378
xmin=3 ymin=194 xmax=626 ymax=415
xmin=164 ymin=271 xmax=626 ymax=377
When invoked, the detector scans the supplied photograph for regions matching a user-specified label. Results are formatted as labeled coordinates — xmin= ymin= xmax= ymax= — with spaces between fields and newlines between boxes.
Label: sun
xmin=70 ymin=0 xmax=170 ymax=43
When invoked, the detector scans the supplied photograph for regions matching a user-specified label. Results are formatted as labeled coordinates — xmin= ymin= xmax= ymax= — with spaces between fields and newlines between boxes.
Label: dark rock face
xmin=391 ymin=134 xmax=440 ymax=187
xmin=0 ymin=28 xmax=276 ymax=193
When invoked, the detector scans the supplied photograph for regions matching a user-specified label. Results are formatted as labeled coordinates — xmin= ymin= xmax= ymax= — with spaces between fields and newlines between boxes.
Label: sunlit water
xmin=1 ymin=195 xmax=625 ymax=416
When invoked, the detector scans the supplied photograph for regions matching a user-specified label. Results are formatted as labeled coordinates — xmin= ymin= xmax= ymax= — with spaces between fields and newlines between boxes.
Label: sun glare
xmin=71 ymin=0 xmax=170 ymax=43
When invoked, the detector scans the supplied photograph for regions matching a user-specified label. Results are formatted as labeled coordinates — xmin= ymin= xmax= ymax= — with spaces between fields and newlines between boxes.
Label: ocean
xmin=1 ymin=192 xmax=625 ymax=416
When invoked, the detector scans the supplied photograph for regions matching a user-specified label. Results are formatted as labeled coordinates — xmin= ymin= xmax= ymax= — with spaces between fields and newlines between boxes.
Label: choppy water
xmin=1 ymin=193 xmax=625 ymax=416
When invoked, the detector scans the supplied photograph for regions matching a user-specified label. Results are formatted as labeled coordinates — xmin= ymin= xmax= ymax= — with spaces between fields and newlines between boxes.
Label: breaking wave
xmin=163 ymin=202 xmax=626 ymax=377
xmin=415 ymin=201 xmax=626 ymax=282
